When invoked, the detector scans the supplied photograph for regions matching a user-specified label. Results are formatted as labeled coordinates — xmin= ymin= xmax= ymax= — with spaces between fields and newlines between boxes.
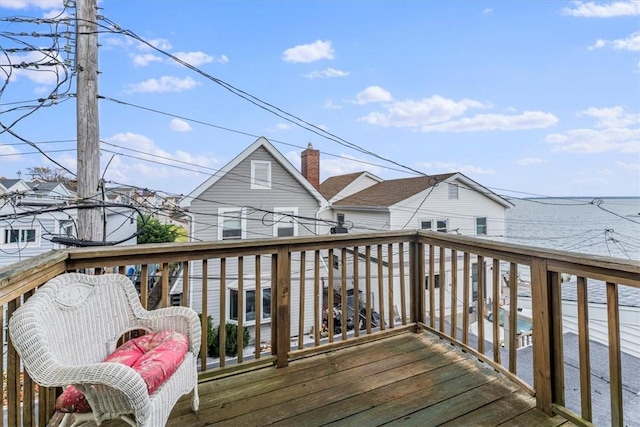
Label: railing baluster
xmin=439 ymin=246 xmax=446 ymax=333
xmin=428 ymin=244 xmax=435 ymax=328
xmin=161 ymin=262 xmax=169 ymax=308
xmin=219 ymin=258 xmax=226 ymax=366
xmin=377 ymin=244 xmax=385 ymax=331
xmin=237 ymin=257 xmax=244 ymax=363
xmin=365 ymin=246 xmax=372 ymax=334
xmin=477 ymin=255 xmax=485 ymax=355
xmin=450 ymin=250 xmax=458 ymax=340
xmin=255 ymin=255 xmax=261 ymax=359
xmin=7 ymin=299 xmax=19 ymax=427
xmin=492 ymin=258 xmax=501 ymax=364
xmin=298 ymin=251 xmax=306 ymax=350
xmin=201 ymin=259 xmax=209 ymax=371
xmin=462 ymin=252 xmax=470 ymax=345
xmin=23 ymin=290 xmax=35 ymax=426
xmin=387 ymin=243 xmax=394 ymax=328
xmin=606 ymin=281 xmax=623 ymax=426
xmin=508 ymin=262 xmax=518 ymax=373
xmin=271 ymin=255 xmax=277 ymax=355
xmin=140 ymin=264 xmax=148 ymax=309
xmin=328 ymin=249 xmax=334 ymax=343
xmin=399 ymin=243 xmax=406 ymax=325
xmin=353 ymin=246 xmax=360 ymax=337
xmin=0 ymin=302 xmax=4 ymax=427
xmin=577 ymin=276 xmax=592 ymax=422
xmin=182 ymin=261 xmax=189 ymax=307
xmin=314 ymin=250 xmax=320 ymax=346
xmin=550 ymin=271 xmax=564 ymax=406
xmin=531 ymin=257 xmax=552 ymax=414
xmin=341 ymin=248 xmax=348 ymax=341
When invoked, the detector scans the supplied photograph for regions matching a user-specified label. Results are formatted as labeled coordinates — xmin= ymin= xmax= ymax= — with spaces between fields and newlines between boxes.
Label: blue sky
xmin=1 ymin=0 xmax=639 ymax=198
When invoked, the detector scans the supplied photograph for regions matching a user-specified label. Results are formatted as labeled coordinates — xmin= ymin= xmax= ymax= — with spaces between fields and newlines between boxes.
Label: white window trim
xmin=1 ymin=227 xmax=40 ymax=248
xmin=476 ymin=217 xmax=488 ymax=236
xmin=226 ymin=278 xmax=272 ymax=326
xmin=251 ymin=160 xmax=272 ymax=190
xmin=218 ymin=207 xmax=246 ymax=241
xmin=273 ymin=207 xmax=298 ymax=237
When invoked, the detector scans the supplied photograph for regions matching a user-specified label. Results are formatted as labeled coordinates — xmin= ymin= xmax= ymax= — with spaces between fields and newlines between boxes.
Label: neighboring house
xmin=0 ymin=179 xmax=138 ymax=269
xmin=178 ymin=137 xmax=330 ymax=342
xmin=178 ymin=137 xmax=514 ymax=345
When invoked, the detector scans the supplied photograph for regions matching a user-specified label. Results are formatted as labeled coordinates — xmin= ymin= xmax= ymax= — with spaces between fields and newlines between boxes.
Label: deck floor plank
xmin=58 ymin=332 xmax=568 ymax=427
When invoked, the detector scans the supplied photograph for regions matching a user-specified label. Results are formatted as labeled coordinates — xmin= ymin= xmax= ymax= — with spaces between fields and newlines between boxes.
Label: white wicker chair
xmin=9 ymin=272 xmax=201 ymax=427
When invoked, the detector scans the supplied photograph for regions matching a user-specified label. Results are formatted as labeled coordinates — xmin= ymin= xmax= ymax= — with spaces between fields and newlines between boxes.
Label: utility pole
xmin=76 ymin=0 xmax=103 ymax=242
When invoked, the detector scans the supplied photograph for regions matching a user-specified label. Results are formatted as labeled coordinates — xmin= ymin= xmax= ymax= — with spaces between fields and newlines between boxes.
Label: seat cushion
xmin=55 ymin=331 xmax=189 ymax=413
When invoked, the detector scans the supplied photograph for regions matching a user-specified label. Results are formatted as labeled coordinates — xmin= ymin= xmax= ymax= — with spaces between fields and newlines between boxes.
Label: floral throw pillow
xmin=55 ymin=331 xmax=189 ymax=413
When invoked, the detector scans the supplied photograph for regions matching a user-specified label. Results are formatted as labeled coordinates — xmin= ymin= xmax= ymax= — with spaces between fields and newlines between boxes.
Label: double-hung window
xmin=420 ymin=220 xmax=432 ymax=230
xmin=3 ymin=228 xmax=37 ymax=246
xmin=273 ymin=207 xmax=298 ymax=237
xmin=218 ymin=208 xmax=246 ymax=240
xmin=229 ymin=280 xmax=271 ymax=324
xmin=476 ymin=217 xmax=487 ymax=235
xmin=425 ymin=273 xmax=441 ymax=289
xmin=251 ymin=160 xmax=271 ymax=189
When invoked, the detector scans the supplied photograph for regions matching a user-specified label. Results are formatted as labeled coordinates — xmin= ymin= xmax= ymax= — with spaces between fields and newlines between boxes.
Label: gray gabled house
xmin=178 ymin=137 xmax=331 ymax=344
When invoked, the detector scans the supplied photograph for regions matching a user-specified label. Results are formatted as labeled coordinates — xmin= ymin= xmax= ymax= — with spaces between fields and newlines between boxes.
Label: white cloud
xmin=359 ymin=95 xmax=488 ymax=127
xmin=420 ymin=111 xmax=559 ymax=133
xmin=101 ymin=132 xmax=216 ymax=183
xmin=125 ymin=76 xmax=199 ymax=93
xmin=1 ymin=51 xmax=66 ymax=85
xmin=589 ymin=31 xmax=640 ymax=51
xmin=324 ymin=100 xmax=342 ymax=110
xmin=578 ymin=106 xmax=640 ymax=128
xmin=304 ymin=68 xmax=350 ymax=79
xmin=169 ymin=119 xmax=192 ymax=132
xmin=276 ymin=123 xmax=292 ymax=130
xmin=616 ymin=160 xmax=640 ymax=171
xmin=516 ymin=157 xmax=545 ymax=166
xmin=545 ymin=128 xmax=640 ymax=153
xmin=0 ymin=144 xmax=22 ymax=161
xmin=144 ymin=38 xmax=172 ymax=51
xmin=131 ymin=53 xmax=163 ymax=67
xmin=282 ymin=40 xmax=334 ymax=63
xmin=1 ymin=0 xmax=60 ymax=9
xmin=562 ymin=1 xmax=640 ymax=17
xmin=416 ymin=161 xmax=495 ymax=175
xmin=482 ymin=8 xmax=493 ymax=14
xmin=171 ymin=51 xmax=212 ymax=66
xmin=355 ymin=86 xmax=393 ymax=105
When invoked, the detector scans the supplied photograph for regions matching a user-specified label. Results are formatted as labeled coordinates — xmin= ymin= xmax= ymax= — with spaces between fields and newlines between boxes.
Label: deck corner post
xmin=409 ymin=239 xmax=425 ymax=328
xmin=530 ymin=257 xmax=560 ymax=415
xmin=275 ymin=246 xmax=291 ymax=368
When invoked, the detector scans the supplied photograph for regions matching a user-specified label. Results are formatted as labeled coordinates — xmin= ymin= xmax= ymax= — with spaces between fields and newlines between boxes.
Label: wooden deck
xmin=64 ymin=332 xmax=574 ymax=426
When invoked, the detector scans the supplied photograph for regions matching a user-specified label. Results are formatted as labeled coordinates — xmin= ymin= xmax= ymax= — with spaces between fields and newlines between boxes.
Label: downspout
xmin=184 ymin=210 xmax=196 ymax=308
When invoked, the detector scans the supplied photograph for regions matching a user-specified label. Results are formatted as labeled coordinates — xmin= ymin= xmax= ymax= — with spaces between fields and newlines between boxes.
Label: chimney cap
xmin=307 ymin=142 xmax=314 ymax=149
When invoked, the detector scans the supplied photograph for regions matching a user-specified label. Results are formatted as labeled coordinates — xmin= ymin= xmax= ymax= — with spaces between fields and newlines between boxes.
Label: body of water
xmin=504 ymin=197 xmax=640 ymax=262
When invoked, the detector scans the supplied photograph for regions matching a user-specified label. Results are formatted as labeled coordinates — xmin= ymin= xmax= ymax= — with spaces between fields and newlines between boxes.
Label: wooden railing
xmin=0 ymin=230 xmax=637 ymax=426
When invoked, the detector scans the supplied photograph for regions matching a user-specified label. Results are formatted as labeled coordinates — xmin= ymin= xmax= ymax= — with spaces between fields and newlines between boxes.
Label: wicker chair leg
xmin=192 ymin=384 xmax=199 ymax=412
xmin=120 ymin=415 xmax=137 ymax=427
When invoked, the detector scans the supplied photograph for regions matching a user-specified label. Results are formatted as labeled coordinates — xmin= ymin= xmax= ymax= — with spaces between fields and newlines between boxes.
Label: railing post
xmin=531 ymin=257 xmax=563 ymax=415
xmin=275 ymin=246 xmax=291 ymax=368
xmin=409 ymin=239 xmax=425 ymax=327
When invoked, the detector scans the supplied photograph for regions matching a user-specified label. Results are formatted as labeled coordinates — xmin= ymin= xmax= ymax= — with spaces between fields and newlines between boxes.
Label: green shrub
xmin=210 ymin=323 xmax=250 ymax=357
xmin=197 ymin=314 xmax=215 ymax=357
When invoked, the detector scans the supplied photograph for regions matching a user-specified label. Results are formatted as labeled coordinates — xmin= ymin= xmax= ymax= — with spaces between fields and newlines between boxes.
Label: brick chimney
xmin=301 ymin=142 xmax=320 ymax=190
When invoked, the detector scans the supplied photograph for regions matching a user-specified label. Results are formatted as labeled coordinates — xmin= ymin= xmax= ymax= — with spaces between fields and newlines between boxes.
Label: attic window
xmin=251 ymin=161 xmax=271 ymax=190
xmin=448 ymin=183 xmax=459 ymax=200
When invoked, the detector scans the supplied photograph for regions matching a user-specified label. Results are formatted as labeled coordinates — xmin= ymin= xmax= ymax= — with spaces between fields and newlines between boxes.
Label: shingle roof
xmin=0 ymin=179 xmax=21 ymax=188
xmin=333 ymin=173 xmax=455 ymax=207
xmin=319 ymin=172 xmax=366 ymax=200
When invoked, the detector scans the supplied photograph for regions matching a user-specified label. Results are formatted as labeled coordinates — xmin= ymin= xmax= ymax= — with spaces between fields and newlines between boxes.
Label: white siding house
xmin=0 ymin=179 xmax=138 ymax=269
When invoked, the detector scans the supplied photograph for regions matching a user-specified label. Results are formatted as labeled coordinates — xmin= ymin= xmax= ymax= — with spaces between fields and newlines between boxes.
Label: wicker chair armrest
xmin=43 ymin=362 xmax=150 ymax=416
xmin=138 ymin=306 xmax=201 ymax=354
